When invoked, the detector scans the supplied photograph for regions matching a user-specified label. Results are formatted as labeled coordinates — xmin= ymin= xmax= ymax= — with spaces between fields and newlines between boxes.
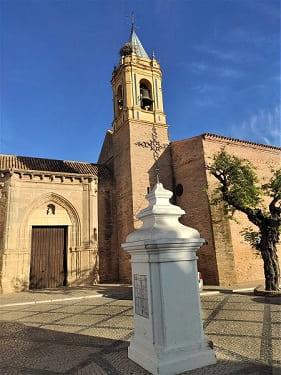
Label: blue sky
xmin=1 ymin=0 xmax=280 ymax=162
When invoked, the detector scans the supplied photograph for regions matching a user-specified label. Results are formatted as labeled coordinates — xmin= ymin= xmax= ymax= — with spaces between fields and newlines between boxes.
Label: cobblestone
xmin=0 ymin=286 xmax=280 ymax=374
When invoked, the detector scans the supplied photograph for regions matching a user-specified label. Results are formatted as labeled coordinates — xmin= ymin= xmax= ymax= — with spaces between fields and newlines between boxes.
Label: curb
xmin=200 ymin=287 xmax=255 ymax=296
xmin=2 ymin=285 xmax=275 ymax=307
xmin=0 ymin=294 xmax=103 ymax=308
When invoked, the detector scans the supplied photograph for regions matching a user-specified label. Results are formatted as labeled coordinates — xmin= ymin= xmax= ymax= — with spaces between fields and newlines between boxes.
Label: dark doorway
xmin=30 ymin=226 xmax=67 ymax=289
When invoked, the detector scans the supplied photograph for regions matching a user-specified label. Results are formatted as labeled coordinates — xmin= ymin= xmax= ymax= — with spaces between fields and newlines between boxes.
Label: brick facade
xmin=171 ymin=134 xmax=281 ymax=286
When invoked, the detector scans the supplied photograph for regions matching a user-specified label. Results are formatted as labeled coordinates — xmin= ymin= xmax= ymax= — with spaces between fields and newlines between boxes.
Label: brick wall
xmin=203 ymin=134 xmax=281 ymax=285
xmin=112 ymin=122 xmax=134 ymax=283
xmin=171 ymin=134 xmax=281 ymax=286
xmin=171 ymin=137 xmax=220 ymax=285
xmin=112 ymin=121 xmax=174 ymax=283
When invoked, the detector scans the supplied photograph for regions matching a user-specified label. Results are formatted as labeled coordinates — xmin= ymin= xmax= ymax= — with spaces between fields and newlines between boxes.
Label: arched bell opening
xmin=139 ymin=79 xmax=153 ymax=111
xmin=116 ymin=85 xmax=123 ymax=116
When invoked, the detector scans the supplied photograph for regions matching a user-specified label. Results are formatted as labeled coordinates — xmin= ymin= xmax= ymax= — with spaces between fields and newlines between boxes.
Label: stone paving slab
xmin=0 ymin=286 xmax=280 ymax=374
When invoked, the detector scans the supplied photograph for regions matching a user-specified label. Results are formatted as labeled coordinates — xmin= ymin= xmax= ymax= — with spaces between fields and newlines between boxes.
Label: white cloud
xmin=230 ymin=105 xmax=281 ymax=147
xmin=191 ymin=84 xmax=220 ymax=93
xmin=193 ymin=98 xmax=218 ymax=108
xmin=270 ymin=75 xmax=281 ymax=82
xmin=188 ymin=62 xmax=208 ymax=72
xmin=187 ymin=61 xmax=242 ymax=78
xmin=244 ymin=1 xmax=281 ymax=22
xmin=193 ymin=45 xmax=239 ymax=62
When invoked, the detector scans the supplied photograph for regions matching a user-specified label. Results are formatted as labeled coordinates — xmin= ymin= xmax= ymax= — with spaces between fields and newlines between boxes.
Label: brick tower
xmin=110 ymin=25 xmax=174 ymax=282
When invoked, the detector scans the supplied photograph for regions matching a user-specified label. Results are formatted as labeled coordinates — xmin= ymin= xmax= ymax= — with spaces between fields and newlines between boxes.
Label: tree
xmin=208 ymin=149 xmax=281 ymax=291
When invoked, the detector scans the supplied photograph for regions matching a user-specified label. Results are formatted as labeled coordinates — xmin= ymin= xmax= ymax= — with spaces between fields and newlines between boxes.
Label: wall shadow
xmin=0 ymin=320 xmax=278 ymax=375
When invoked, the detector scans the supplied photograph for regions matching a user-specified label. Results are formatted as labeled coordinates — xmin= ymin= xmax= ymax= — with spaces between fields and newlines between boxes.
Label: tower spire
xmin=120 ymin=13 xmax=149 ymax=59
xmin=128 ymin=27 xmax=149 ymax=59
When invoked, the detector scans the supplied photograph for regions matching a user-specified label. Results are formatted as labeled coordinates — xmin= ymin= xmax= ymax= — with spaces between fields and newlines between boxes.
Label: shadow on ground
xmin=95 ymin=285 xmax=133 ymax=300
xmin=251 ymin=296 xmax=281 ymax=305
xmin=27 ymin=284 xmax=133 ymax=299
xmin=0 ymin=321 xmax=278 ymax=375
xmin=0 ymin=320 xmax=135 ymax=374
xmin=27 ymin=285 xmax=100 ymax=294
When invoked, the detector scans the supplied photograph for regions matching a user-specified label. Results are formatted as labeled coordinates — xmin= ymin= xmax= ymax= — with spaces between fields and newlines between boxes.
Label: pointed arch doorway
xmin=30 ymin=226 xmax=67 ymax=289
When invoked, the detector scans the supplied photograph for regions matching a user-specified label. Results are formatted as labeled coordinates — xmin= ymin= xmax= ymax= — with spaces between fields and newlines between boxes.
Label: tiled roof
xmin=202 ymin=133 xmax=281 ymax=151
xmin=0 ymin=154 xmax=111 ymax=177
xmin=129 ymin=26 xmax=149 ymax=59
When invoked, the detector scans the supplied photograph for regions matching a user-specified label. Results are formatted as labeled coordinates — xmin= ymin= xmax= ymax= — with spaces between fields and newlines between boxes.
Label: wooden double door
xmin=30 ymin=226 xmax=67 ymax=289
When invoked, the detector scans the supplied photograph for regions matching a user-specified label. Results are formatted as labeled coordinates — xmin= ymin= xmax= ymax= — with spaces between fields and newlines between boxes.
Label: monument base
xmin=128 ymin=337 xmax=217 ymax=375
xmin=123 ymin=184 xmax=217 ymax=374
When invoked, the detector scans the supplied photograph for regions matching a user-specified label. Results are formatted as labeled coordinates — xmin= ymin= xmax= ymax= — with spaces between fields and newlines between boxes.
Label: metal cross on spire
xmin=135 ymin=124 xmax=169 ymax=183
xmin=131 ymin=11 xmax=135 ymax=27
xmin=126 ymin=11 xmax=136 ymax=30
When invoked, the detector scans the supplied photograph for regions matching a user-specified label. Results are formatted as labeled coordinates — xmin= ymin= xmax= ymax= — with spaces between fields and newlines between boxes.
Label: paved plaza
xmin=0 ymin=285 xmax=280 ymax=375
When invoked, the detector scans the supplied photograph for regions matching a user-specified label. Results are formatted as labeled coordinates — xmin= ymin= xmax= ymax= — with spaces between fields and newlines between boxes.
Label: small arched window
xmin=139 ymin=79 xmax=153 ymax=111
xmin=116 ymin=85 xmax=123 ymax=116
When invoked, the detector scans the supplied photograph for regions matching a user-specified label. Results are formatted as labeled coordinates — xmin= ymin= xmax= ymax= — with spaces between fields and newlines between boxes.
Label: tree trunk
xmin=260 ymin=230 xmax=280 ymax=291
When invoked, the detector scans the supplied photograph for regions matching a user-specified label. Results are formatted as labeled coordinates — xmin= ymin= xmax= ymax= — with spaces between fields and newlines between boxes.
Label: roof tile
xmin=0 ymin=154 xmax=111 ymax=178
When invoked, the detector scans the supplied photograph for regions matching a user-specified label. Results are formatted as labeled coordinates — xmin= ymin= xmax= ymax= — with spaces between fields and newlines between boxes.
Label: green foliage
xmin=262 ymin=169 xmax=281 ymax=200
xmin=240 ymin=227 xmax=261 ymax=252
xmin=209 ymin=149 xmax=262 ymax=212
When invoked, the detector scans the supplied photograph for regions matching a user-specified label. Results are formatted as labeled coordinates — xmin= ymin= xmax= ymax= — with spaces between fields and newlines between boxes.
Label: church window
xmin=140 ymin=79 xmax=153 ymax=111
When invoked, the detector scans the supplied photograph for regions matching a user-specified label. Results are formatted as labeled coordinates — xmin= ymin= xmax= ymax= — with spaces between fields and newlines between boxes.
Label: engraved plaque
xmin=134 ymin=274 xmax=149 ymax=318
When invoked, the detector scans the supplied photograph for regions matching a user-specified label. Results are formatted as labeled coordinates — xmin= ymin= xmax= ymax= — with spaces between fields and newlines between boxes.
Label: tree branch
xmin=269 ymin=197 xmax=281 ymax=217
xmin=221 ymin=190 xmax=263 ymax=227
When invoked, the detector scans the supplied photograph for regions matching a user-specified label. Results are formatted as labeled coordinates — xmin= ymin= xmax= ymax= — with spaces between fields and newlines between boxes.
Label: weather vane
xmin=135 ymin=124 xmax=169 ymax=183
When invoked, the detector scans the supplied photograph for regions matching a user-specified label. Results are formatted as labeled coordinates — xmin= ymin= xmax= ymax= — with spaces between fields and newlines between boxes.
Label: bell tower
xmin=111 ymin=25 xmax=166 ymax=131
xmin=103 ymin=25 xmax=173 ymax=282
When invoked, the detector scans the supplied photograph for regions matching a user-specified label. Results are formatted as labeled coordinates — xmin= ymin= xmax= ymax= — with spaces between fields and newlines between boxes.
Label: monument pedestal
xmin=122 ymin=183 xmax=216 ymax=375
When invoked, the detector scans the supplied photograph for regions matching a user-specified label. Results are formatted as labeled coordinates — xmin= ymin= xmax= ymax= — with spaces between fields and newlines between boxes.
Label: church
xmin=0 ymin=26 xmax=280 ymax=294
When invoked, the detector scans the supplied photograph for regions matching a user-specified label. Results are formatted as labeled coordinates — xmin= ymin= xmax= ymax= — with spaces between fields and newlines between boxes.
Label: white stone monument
xmin=122 ymin=183 xmax=216 ymax=375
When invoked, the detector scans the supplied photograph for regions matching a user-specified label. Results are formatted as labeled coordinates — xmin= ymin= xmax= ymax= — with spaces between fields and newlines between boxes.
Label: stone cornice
xmin=0 ymin=168 xmax=98 ymax=183
xmin=202 ymin=133 xmax=281 ymax=151
xmin=172 ymin=133 xmax=281 ymax=152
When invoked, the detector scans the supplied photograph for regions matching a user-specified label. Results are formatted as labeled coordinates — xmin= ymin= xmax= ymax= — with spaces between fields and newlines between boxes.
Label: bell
xmin=140 ymin=87 xmax=153 ymax=109
xmin=140 ymin=88 xmax=151 ymax=99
